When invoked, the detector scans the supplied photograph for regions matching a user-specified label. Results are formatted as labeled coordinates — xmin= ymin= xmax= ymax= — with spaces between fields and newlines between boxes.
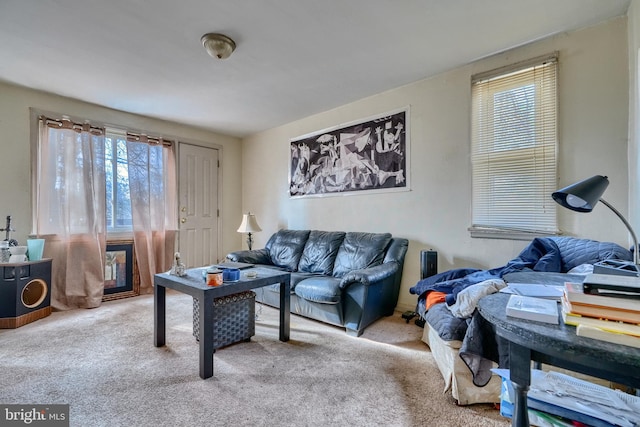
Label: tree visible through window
xmin=36 ymin=121 xmax=174 ymax=236
xmin=470 ymin=53 xmax=558 ymax=238
xmin=35 ymin=115 xmax=178 ymax=308
xmin=105 ymin=133 xmax=132 ymax=231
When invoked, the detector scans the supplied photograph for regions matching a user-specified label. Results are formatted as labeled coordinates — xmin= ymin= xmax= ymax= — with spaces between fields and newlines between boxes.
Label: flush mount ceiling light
xmin=201 ymin=33 xmax=236 ymax=59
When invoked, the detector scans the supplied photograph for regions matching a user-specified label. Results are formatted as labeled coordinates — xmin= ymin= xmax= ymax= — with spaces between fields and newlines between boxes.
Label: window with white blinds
xmin=470 ymin=53 xmax=558 ymax=239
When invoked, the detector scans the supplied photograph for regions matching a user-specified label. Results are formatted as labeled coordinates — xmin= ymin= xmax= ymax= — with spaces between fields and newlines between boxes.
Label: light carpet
xmin=0 ymin=291 xmax=509 ymax=426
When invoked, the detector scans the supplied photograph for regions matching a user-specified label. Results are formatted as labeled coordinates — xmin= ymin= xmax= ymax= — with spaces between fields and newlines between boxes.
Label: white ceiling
xmin=0 ymin=0 xmax=631 ymax=138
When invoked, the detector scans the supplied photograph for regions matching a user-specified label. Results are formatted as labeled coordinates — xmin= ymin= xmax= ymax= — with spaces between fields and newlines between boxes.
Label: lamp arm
xmin=599 ymin=198 xmax=639 ymax=265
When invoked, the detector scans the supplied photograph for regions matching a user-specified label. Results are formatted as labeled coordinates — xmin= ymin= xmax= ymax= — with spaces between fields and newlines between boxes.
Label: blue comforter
xmin=409 ymin=236 xmax=631 ymax=306
xmin=411 ymin=236 xmax=632 ymax=388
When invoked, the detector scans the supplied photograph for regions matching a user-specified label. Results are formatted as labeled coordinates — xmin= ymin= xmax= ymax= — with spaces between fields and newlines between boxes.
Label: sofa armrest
xmin=339 ymin=262 xmax=398 ymax=289
xmin=226 ymin=248 xmax=271 ymax=264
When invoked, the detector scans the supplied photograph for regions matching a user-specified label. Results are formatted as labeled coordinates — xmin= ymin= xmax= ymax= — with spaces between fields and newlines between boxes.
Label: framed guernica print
xmin=289 ymin=107 xmax=409 ymax=198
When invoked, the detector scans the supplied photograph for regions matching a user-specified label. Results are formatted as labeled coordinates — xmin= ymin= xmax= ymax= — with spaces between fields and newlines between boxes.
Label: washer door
xmin=22 ymin=279 xmax=48 ymax=309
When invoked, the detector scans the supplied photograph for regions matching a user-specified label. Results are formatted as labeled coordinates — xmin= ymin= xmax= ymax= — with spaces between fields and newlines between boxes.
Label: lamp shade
xmin=551 ymin=175 xmax=609 ymax=213
xmin=237 ymin=213 xmax=262 ymax=233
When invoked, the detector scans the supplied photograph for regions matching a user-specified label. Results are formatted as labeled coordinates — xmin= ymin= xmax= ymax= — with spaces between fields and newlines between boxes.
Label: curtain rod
xmin=40 ymin=115 xmax=173 ymax=147
xmin=40 ymin=115 xmax=104 ymax=135
xmin=126 ymin=132 xmax=173 ymax=147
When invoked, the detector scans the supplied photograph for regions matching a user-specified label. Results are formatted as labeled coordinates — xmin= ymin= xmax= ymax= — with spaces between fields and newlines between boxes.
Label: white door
xmin=178 ymin=143 xmax=219 ymax=268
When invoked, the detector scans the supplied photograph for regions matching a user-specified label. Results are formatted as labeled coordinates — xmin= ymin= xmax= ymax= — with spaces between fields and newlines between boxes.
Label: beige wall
xmin=0 ymin=82 xmax=244 ymax=260
xmin=0 ymin=17 xmax=631 ymax=313
xmin=242 ymin=18 xmax=630 ymax=312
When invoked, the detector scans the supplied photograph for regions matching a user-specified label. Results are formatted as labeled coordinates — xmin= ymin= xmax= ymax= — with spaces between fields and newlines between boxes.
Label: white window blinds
xmin=470 ymin=53 xmax=558 ymax=238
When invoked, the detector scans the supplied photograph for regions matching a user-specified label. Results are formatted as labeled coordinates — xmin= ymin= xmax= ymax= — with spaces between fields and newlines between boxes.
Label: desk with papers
xmin=478 ymin=292 xmax=640 ymax=427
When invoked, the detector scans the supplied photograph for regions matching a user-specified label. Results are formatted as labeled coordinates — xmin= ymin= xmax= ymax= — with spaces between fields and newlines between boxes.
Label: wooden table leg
xmin=199 ymin=292 xmax=215 ymax=379
xmin=154 ymin=283 xmax=166 ymax=347
xmin=509 ymin=342 xmax=531 ymax=427
xmin=279 ymin=278 xmax=290 ymax=342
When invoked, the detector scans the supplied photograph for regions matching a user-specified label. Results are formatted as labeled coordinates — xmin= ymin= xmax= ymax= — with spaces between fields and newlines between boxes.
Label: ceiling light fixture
xmin=201 ymin=33 xmax=236 ymax=60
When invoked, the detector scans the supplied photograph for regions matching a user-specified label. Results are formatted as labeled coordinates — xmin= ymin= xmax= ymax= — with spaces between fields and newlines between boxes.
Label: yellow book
xmin=561 ymin=294 xmax=640 ymax=324
xmin=561 ymin=298 xmax=640 ymax=337
xmin=576 ymin=324 xmax=640 ymax=349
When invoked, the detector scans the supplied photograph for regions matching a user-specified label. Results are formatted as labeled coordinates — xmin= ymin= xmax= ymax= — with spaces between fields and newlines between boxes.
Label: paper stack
xmin=506 ymin=294 xmax=559 ymax=324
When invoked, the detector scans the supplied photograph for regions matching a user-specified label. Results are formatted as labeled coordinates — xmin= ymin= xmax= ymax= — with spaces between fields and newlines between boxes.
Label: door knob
xmin=181 ymin=218 xmax=187 ymax=224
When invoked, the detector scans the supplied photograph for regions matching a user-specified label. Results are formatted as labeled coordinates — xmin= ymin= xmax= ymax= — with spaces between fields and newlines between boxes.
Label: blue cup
xmin=223 ymin=268 xmax=240 ymax=282
xmin=27 ymin=238 xmax=45 ymax=261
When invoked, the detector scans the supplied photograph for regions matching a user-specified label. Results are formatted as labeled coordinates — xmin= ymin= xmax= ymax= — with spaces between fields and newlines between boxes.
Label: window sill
xmin=107 ymin=231 xmax=133 ymax=240
xmin=469 ymin=227 xmax=558 ymax=241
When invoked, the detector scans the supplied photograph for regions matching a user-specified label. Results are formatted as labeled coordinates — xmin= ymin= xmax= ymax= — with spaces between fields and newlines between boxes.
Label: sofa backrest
xmin=332 ymin=232 xmax=392 ymax=278
xmin=298 ymin=230 xmax=346 ymax=275
xmin=264 ymin=229 xmax=400 ymax=277
xmin=265 ymin=229 xmax=310 ymax=271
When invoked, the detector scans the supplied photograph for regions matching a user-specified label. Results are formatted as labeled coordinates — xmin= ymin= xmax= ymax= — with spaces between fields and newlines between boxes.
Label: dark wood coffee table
xmin=154 ymin=266 xmax=291 ymax=379
xmin=478 ymin=292 xmax=640 ymax=427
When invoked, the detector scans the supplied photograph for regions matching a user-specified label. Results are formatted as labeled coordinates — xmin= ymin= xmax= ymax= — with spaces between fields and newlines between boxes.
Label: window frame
xmin=30 ymin=110 xmax=175 ymax=239
xmin=469 ymin=53 xmax=559 ymax=240
xmin=105 ymin=127 xmax=133 ymax=234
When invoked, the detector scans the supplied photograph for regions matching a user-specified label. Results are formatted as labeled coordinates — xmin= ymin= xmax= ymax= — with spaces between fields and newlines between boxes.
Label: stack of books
xmin=561 ymin=274 xmax=640 ymax=348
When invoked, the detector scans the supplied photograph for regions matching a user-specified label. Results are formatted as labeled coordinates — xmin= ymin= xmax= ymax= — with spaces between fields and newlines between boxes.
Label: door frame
xmin=176 ymin=140 xmax=224 ymax=266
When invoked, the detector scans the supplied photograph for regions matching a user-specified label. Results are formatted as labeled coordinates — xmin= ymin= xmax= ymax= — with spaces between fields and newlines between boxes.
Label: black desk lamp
xmin=552 ymin=175 xmax=639 ymax=270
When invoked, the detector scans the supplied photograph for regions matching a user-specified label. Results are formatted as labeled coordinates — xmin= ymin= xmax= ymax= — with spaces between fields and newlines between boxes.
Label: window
xmin=105 ymin=129 xmax=132 ymax=232
xmin=35 ymin=116 xmax=176 ymax=238
xmin=34 ymin=114 xmax=177 ymax=305
xmin=470 ymin=53 xmax=558 ymax=239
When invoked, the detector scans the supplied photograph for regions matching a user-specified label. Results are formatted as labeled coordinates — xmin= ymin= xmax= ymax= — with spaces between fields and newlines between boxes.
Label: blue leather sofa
xmin=226 ymin=229 xmax=408 ymax=336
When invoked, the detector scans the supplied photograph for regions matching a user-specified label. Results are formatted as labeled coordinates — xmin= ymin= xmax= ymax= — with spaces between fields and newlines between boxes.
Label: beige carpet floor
xmin=0 ymin=291 xmax=509 ymax=427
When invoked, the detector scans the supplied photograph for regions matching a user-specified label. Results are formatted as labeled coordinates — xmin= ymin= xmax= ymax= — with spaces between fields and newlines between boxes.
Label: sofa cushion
xmin=266 ymin=229 xmax=310 ymax=271
xmin=332 ymin=232 xmax=392 ymax=278
xmin=263 ymin=271 xmax=318 ymax=293
xmin=298 ymin=230 xmax=346 ymax=275
xmin=294 ymin=276 xmax=342 ymax=304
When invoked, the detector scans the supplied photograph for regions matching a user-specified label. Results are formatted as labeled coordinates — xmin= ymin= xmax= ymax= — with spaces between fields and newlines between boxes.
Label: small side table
xmin=478 ymin=292 xmax=640 ymax=427
xmin=0 ymin=259 xmax=53 ymax=328
xmin=154 ymin=266 xmax=291 ymax=379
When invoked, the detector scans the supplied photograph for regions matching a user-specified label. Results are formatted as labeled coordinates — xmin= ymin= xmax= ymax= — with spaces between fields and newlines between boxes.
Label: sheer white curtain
xmin=37 ymin=118 xmax=107 ymax=310
xmin=126 ymin=137 xmax=177 ymax=293
xmin=36 ymin=118 xmax=178 ymax=306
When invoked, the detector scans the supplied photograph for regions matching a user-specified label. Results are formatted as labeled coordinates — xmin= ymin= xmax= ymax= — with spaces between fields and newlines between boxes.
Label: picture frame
xmin=289 ymin=107 xmax=409 ymax=198
xmin=102 ymin=240 xmax=139 ymax=301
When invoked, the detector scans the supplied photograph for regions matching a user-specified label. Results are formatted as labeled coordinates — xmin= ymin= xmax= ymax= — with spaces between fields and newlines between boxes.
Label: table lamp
xmin=237 ymin=212 xmax=262 ymax=250
xmin=551 ymin=175 xmax=639 ymax=272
